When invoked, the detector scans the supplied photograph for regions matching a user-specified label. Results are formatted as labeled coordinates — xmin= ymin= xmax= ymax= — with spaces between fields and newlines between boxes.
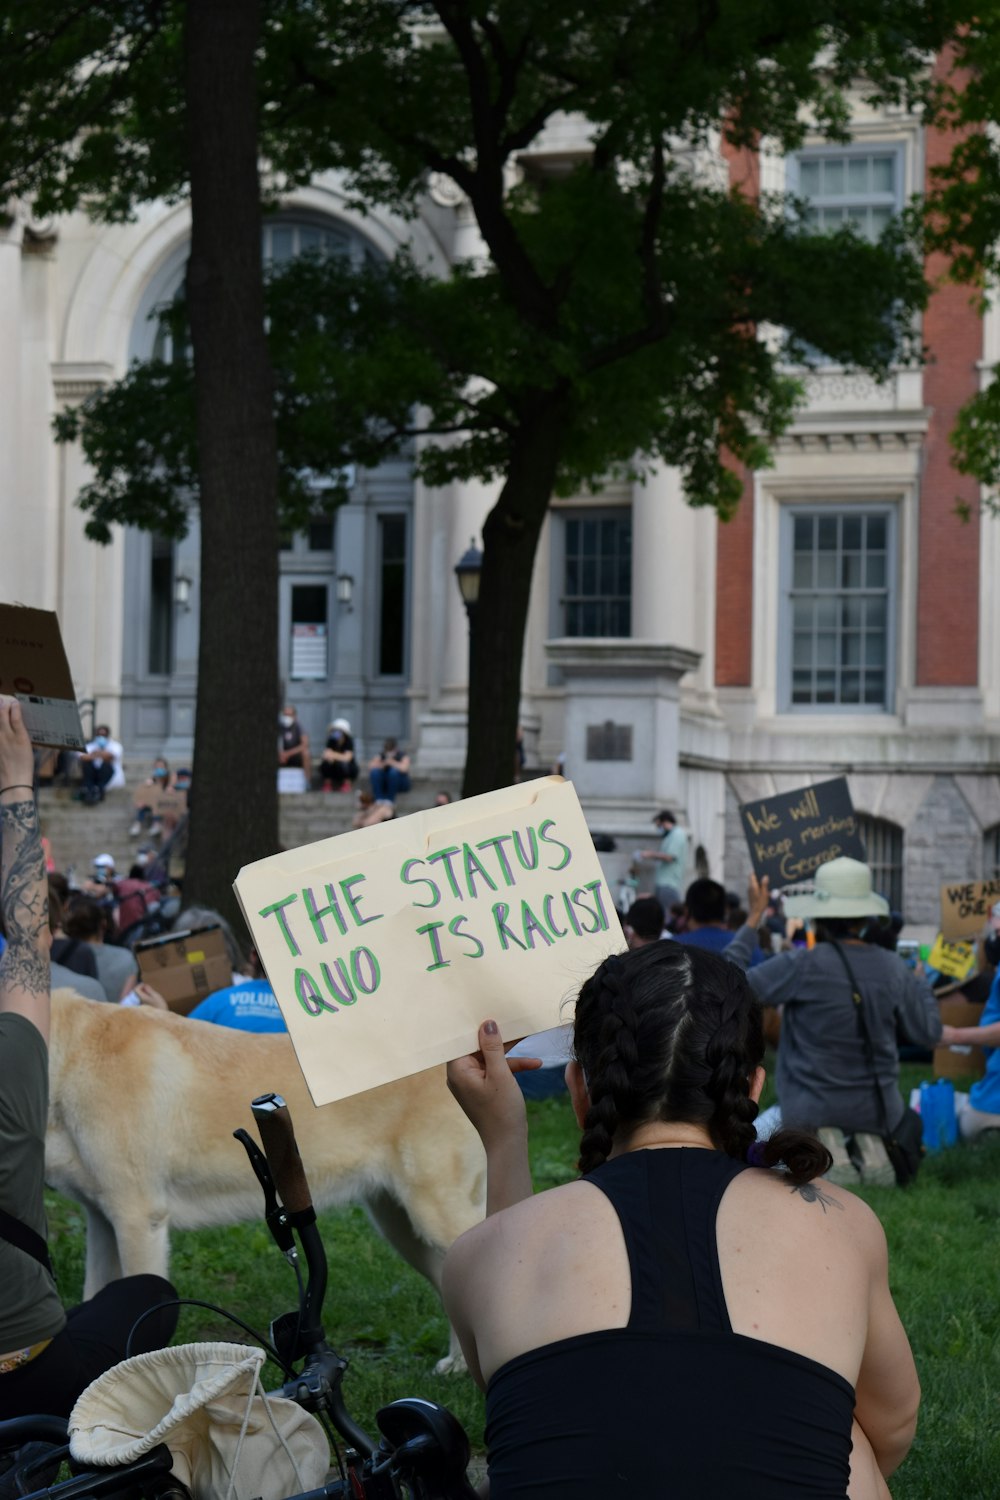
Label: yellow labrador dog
xmin=46 ymin=991 xmax=486 ymax=1369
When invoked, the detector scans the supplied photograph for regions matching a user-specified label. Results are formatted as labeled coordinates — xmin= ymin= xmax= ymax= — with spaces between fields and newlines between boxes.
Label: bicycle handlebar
xmin=251 ymin=1093 xmax=313 ymax=1216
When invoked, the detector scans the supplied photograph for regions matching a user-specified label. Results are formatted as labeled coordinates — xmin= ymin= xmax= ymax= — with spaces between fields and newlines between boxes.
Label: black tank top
xmin=485 ymin=1149 xmax=854 ymax=1498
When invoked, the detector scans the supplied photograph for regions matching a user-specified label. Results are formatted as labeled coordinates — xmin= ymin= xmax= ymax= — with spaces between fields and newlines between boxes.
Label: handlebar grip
xmin=251 ymin=1093 xmax=314 ymax=1215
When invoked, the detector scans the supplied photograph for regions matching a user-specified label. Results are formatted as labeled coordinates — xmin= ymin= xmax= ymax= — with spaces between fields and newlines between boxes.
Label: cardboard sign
xmin=132 ymin=784 xmax=187 ymax=818
xmin=939 ymin=877 xmax=1000 ymax=941
xmin=0 ymin=604 xmax=86 ymax=749
xmin=234 ymin=777 xmax=625 ymax=1106
xmin=934 ymin=996 xmax=986 ymax=1081
xmin=928 ymin=935 xmax=977 ymax=982
xmin=739 ymin=776 xmax=866 ymax=889
xmin=135 ymin=926 xmax=231 ymax=1015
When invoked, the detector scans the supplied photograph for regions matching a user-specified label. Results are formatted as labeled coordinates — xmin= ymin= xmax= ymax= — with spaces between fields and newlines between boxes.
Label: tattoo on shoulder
xmin=789 ymin=1181 xmax=843 ymax=1212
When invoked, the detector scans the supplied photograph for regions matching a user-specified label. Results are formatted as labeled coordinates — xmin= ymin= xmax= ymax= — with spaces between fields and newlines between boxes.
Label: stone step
xmin=37 ymin=780 xmax=461 ymax=879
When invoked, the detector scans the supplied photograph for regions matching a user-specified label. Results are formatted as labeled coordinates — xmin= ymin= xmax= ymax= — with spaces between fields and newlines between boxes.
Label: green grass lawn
xmin=46 ymin=1067 xmax=1000 ymax=1495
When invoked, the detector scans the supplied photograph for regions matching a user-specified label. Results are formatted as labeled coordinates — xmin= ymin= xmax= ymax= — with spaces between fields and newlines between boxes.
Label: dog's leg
xmin=106 ymin=1206 xmax=172 ymax=1286
xmin=363 ymin=1187 xmax=467 ymax=1376
xmin=82 ymin=1205 xmax=123 ymax=1299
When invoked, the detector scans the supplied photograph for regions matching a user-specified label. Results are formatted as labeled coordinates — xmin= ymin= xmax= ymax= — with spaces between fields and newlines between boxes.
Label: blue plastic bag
xmin=920 ymin=1079 xmax=958 ymax=1152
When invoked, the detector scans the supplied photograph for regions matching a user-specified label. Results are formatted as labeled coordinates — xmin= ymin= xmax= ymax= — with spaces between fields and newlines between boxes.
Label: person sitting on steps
xmin=368 ymin=738 xmax=411 ymax=804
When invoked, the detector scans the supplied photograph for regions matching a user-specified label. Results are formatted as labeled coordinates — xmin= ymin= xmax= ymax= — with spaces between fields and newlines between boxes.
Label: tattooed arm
xmin=0 ymin=698 xmax=51 ymax=1044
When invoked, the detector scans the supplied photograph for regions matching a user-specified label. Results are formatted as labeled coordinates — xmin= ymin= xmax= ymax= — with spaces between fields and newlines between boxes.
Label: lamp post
xmin=454 ymin=541 xmax=483 ymax=794
xmin=453 ymin=540 xmax=483 ymax=619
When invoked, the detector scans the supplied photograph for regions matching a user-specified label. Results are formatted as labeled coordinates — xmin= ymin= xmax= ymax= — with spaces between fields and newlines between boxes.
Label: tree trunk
xmin=462 ymin=413 xmax=564 ymax=797
xmin=181 ymin=0 xmax=279 ymax=934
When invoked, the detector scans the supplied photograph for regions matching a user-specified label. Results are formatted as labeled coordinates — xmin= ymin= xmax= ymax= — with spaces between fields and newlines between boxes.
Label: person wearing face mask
xmin=277 ymin=705 xmax=311 ymax=784
xmin=129 ymin=756 xmax=176 ymax=837
xmin=942 ymin=908 xmax=1000 ymax=1140
xmin=77 ymin=724 xmax=124 ymax=806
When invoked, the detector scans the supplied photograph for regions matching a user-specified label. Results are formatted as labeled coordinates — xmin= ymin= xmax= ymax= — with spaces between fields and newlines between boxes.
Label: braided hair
xmin=573 ymin=943 xmax=830 ymax=1186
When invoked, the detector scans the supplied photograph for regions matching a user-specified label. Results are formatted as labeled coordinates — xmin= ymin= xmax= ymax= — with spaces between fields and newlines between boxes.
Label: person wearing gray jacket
xmin=733 ymin=858 xmax=941 ymax=1185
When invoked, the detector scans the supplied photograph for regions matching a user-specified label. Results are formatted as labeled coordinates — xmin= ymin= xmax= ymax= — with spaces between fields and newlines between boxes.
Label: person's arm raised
xmin=447 ymin=1020 xmax=540 ymax=1215
xmin=0 ymin=699 xmax=51 ymax=1043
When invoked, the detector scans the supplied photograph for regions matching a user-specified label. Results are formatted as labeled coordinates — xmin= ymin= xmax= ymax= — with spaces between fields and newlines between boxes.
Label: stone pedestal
xmin=544 ymin=639 xmax=701 ymax=892
xmin=545 ymin=639 xmax=700 ymax=801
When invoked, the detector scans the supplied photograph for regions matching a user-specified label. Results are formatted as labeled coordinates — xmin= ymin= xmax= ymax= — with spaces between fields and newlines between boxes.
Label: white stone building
xmin=2 ymin=93 xmax=998 ymax=922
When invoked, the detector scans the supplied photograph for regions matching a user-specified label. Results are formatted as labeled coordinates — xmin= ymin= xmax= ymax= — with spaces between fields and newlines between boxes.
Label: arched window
xmin=151 ymin=215 xmax=369 ymax=362
xmin=856 ymin=813 xmax=903 ymax=914
xmin=985 ymin=824 xmax=1000 ymax=881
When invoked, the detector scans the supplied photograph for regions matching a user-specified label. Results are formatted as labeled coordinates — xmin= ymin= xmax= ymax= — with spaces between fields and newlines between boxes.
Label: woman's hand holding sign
xmin=447 ymin=1021 xmax=541 ymax=1216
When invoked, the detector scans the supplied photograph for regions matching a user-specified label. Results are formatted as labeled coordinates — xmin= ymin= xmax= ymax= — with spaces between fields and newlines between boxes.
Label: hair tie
xmin=746 ymin=1140 xmax=767 ymax=1167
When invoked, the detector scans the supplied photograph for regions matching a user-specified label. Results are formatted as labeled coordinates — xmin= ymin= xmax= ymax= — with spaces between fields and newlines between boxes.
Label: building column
xmin=0 ymin=215 xmax=25 ymax=604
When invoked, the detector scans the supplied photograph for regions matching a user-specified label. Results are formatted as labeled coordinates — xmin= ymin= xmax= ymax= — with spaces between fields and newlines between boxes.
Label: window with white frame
xmin=781 ymin=507 xmax=894 ymax=711
xmin=792 ymin=147 xmax=903 ymax=241
xmin=559 ymin=509 xmax=632 ymax=637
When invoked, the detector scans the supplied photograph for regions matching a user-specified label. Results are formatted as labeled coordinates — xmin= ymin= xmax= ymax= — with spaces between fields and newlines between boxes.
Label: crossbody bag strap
xmin=0 ymin=1206 xmax=55 ymax=1279
xmin=830 ymin=941 xmax=891 ymax=1138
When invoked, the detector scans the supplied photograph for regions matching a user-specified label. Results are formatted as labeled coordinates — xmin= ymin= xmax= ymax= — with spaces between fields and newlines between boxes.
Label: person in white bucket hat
xmin=734 ymin=858 xmax=942 ymax=1188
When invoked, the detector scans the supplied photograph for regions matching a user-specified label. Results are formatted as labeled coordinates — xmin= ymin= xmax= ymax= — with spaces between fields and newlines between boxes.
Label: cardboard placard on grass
xmin=234 ymin=777 xmax=625 ymax=1106
xmin=939 ymin=876 xmax=1000 ymax=941
xmin=934 ymin=996 xmax=986 ymax=1081
xmin=0 ymin=604 xmax=85 ymax=749
xmin=738 ymin=776 xmax=866 ymax=889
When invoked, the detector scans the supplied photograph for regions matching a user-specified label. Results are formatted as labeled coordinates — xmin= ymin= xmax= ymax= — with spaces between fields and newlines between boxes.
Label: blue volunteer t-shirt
xmin=969 ymin=970 xmax=1000 ymax=1115
xmin=188 ymin=979 xmax=287 ymax=1033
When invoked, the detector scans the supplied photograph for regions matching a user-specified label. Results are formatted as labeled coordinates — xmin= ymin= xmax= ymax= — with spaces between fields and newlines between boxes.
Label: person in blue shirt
xmin=679 ymin=879 xmax=766 ymax=966
xmin=942 ymin=930 xmax=1000 ymax=1138
xmin=188 ymin=978 xmax=286 ymax=1033
xmin=188 ymin=949 xmax=286 ymax=1033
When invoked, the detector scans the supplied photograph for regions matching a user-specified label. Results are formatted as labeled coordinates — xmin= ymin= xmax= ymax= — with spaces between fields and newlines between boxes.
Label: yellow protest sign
xmin=234 ymin=777 xmax=626 ymax=1105
xmin=927 ymin=935 xmax=977 ymax=982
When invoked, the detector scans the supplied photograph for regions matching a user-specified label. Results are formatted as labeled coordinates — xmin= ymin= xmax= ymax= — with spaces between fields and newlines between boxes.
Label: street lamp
xmin=454 ymin=540 xmax=483 ymax=618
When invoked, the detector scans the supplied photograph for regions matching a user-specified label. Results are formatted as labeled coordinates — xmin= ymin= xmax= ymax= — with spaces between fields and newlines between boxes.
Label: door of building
xmin=279 ymin=577 xmax=335 ymax=769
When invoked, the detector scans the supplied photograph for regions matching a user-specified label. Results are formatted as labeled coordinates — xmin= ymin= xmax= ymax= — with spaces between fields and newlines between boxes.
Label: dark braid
xmin=577 ymin=960 xmax=643 ymax=1174
xmin=702 ymin=961 xmax=761 ymax=1165
xmin=572 ymin=943 xmax=831 ymax=1186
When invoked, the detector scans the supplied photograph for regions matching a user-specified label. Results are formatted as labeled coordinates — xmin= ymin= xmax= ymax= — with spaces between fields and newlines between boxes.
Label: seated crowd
xmin=5 ymin=699 xmax=1000 ymax=1492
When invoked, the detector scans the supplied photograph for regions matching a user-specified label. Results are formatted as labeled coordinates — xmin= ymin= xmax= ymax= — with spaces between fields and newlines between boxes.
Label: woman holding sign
xmin=444 ymin=942 xmax=919 ymax=1499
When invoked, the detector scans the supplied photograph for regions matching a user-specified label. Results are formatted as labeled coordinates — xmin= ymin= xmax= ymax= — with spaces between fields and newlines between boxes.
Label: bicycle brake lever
xmin=233 ymin=1127 xmax=295 ymax=1254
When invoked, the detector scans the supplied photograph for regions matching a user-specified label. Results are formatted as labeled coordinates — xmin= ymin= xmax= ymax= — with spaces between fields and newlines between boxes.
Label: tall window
xmin=563 ymin=510 xmax=632 ymax=637
xmin=148 ymin=536 xmax=175 ymax=675
xmin=787 ymin=146 xmax=904 ymax=366
xmin=782 ymin=508 xmax=893 ymax=711
xmin=377 ymin=514 xmax=407 ymax=676
xmin=857 ymin=814 xmax=904 ymax=914
xmin=792 ymin=148 xmax=902 ymax=241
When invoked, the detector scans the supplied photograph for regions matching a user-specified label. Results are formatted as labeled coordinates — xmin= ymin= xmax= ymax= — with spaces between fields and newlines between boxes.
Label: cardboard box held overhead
xmin=934 ymin=996 xmax=987 ymax=1082
xmin=135 ymin=927 xmax=231 ymax=1016
xmin=0 ymin=604 xmax=86 ymax=749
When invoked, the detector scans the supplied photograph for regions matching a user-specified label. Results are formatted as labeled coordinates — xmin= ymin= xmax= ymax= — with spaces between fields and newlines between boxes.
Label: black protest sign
xmin=739 ymin=777 xmax=866 ymax=889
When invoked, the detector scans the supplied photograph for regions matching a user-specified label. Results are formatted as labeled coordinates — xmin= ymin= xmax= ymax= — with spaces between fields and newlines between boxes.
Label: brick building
xmin=0 ymin=82 xmax=997 ymax=922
